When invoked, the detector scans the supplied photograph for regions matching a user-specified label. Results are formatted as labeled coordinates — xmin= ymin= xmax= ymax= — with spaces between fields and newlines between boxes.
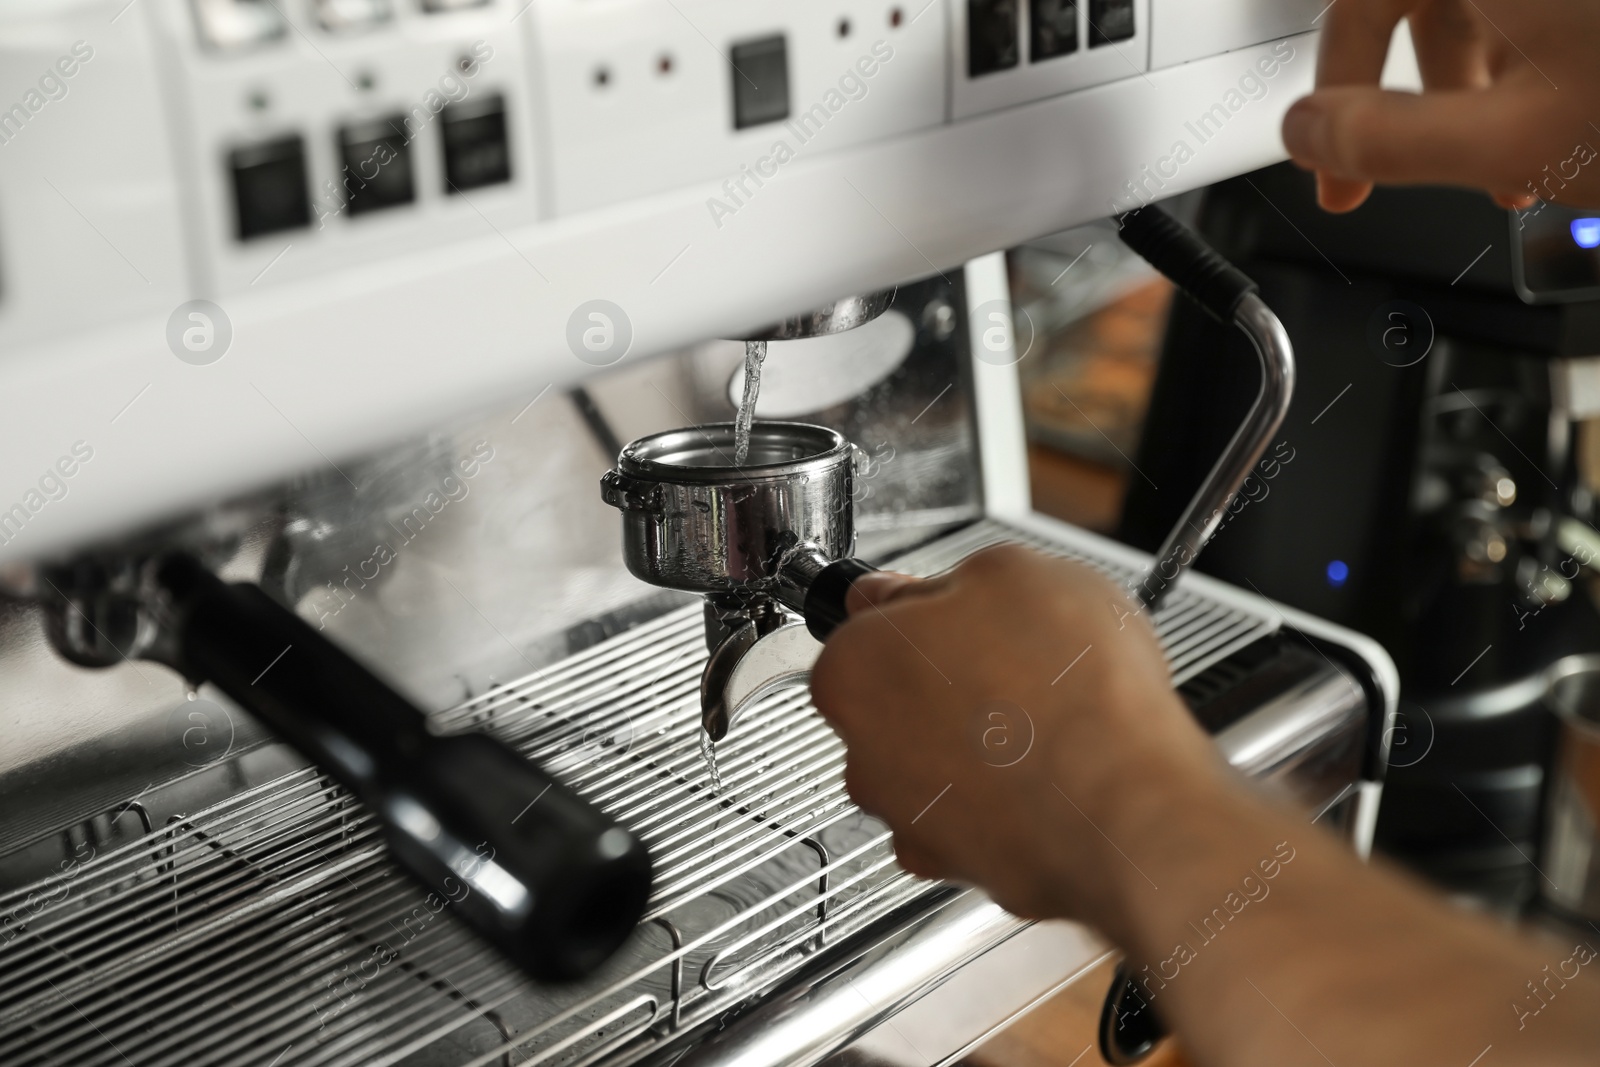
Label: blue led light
xmin=1326 ymin=560 xmax=1350 ymax=588
xmin=1573 ymin=218 xmax=1600 ymax=250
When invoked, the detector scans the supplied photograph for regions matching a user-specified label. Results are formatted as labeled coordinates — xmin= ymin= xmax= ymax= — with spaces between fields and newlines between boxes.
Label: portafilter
xmin=599 ymin=422 xmax=875 ymax=740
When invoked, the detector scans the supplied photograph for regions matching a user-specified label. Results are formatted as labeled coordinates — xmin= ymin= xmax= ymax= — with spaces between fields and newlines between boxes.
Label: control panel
xmin=526 ymin=0 xmax=945 ymax=216
xmin=954 ymin=0 xmax=1149 ymax=120
xmin=125 ymin=0 xmax=1321 ymax=296
xmin=151 ymin=0 xmax=536 ymax=293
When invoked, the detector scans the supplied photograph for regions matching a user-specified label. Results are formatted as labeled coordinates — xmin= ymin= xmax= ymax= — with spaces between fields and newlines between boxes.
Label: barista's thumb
xmin=845 ymin=571 xmax=923 ymax=616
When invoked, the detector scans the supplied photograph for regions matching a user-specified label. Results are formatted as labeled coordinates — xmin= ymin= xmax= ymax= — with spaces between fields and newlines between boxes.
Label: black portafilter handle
xmin=150 ymin=553 xmax=652 ymax=982
xmin=775 ymin=546 xmax=878 ymax=642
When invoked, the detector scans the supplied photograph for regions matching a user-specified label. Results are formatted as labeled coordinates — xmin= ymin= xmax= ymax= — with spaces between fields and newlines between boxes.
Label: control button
xmin=1030 ymin=0 xmax=1078 ymax=61
xmin=420 ymin=0 xmax=490 ymax=13
xmin=228 ymin=135 xmax=310 ymax=240
xmin=1088 ymin=0 xmax=1135 ymax=46
xmin=730 ymin=35 xmax=789 ymax=130
xmin=338 ymin=116 xmax=414 ymax=215
xmin=967 ymin=0 xmax=1019 ymax=78
xmin=441 ymin=95 xmax=511 ymax=192
xmin=313 ymin=0 xmax=392 ymax=32
xmin=191 ymin=0 xmax=287 ymax=52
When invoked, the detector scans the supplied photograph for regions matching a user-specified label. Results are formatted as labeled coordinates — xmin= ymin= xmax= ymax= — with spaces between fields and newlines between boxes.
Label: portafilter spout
xmin=599 ymin=422 xmax=876 ymax=740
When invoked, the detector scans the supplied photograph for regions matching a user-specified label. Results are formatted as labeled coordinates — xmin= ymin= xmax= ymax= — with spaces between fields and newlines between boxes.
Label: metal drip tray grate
xmin=0 ymin=520 xmax=1275 ymax=1067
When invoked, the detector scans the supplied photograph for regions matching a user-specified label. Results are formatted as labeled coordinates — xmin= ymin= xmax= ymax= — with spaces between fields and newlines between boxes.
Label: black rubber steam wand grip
xmin=151 ymin=553 xmax=652 ymax=982
xmin=1114 ymin=206 xmax=1258 ymax=324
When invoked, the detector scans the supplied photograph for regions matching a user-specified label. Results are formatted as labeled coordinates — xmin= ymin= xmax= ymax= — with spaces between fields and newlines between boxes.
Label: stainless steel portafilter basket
xmin=600 ymin=422 xmax=855 ymax=595
xmin=600 ymin=422 xmax=877 ymax=740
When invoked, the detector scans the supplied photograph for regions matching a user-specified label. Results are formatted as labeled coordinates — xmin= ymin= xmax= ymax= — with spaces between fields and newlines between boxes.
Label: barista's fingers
xmin=846 ymin=571 xmax=922 ymax=615
xmin=1408 ymin=0 xmax=1492 ymax=91
xmin=891 ymin=837 xmax=946 ymax=880
xmin=1306 ymin=0 xmax=1410 ymax=211
xmin=1494 ymin=191 xmax=1539 ymax=211
xmin=1284 ymin=86 xmax=1550 ymax=194
xmin=1316 ymin=0 xmax=1411 ymax=88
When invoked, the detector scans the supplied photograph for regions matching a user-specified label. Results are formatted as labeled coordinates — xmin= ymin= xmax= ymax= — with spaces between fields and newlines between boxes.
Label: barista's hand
xmin=809 ymin=544 xmax=1223 ymax=923
xmin=1282 ymin=0 xmax=1600 ymax=211
xmin=812 ymin=544 xmax=1600 ymax=1067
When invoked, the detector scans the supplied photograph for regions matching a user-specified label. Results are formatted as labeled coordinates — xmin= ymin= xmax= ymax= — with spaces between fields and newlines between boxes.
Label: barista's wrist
xmin=1036 ymin=693 xmax=1237 ymax=929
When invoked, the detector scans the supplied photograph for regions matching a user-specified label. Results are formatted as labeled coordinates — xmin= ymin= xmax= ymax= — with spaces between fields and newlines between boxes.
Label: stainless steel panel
xmin=0 ymin=517 xmax=1282 ymax=1067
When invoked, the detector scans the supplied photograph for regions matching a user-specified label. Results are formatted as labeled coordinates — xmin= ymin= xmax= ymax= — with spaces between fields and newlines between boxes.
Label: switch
xmin=191 ymin=0 xmax=287 ymax=52
xmin=967 ymin=0 xmax=1019 ymax=78
xmin=441 ymin=95 xmax=511 ymax=192
xmin=313 ymin=0 xmax=391 ymax=32
xmin=730 ymin=35 xmax=789 ymax=130
xmin=338 ymin=117 xmax=414 ymax=216
xmin=1089 ymin=0 xmax=1135 ymax=46
xmin=1030 ymin=0 xmax=1078 ymax=61
xmin=228 ymin=135 xmax=310 ymax=240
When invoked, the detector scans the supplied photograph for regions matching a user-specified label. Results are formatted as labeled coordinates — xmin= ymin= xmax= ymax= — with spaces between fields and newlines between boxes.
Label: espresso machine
xmin=0 ymin=1 xmax=1401 ymax=1064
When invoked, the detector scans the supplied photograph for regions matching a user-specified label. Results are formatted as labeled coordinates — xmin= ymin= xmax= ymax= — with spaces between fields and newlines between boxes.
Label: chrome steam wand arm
xmin=1113 ymin=207 xmax=1296 ymax=614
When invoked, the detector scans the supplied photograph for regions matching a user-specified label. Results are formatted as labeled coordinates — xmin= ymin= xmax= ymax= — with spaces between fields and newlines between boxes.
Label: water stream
xmin=699 ymin=729 xmax=725 ymax=793
xmin=732 ymin=340 xmax=767 ymax=466
xmin=703 ymin=339 xmax=771 ymax=792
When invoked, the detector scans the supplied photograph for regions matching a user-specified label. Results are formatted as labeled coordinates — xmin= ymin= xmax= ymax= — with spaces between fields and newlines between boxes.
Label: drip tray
xmin=0 ymin=520 xmax=1277 ymax=1067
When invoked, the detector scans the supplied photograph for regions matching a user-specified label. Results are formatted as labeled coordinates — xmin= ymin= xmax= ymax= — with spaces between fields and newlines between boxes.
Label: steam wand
xmin=1099 ymin=206 xmax=1296 ymax=1064
xmin=1118 ymin=205 xmax=1296 ymax=614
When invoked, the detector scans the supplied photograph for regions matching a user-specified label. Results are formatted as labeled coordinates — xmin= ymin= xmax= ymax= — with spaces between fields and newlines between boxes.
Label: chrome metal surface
xmin=710 ymin=623 xmax=825 ymax=741
xmin=1214 ymin=664 xmax=1367 ymax=781
xmin=772 ymin=543 xmax=833 ymax=618
xmin=602 ymin=423 xmax=854 ymax=596
xmin=698 ymin=621 xmax=759 ymax=741
xmin=1135 ymin=293 xmax=1296 ymax=611
xmin=1541 ymin=654 xmax=1600 ymax=919
xmin=675 ymin=893 xmax=1025 ymax=1067
xmin=739 ymin=291 xmax=898 ymax=343
xmin=0 ymin=518 xmax=1286 ymax=1067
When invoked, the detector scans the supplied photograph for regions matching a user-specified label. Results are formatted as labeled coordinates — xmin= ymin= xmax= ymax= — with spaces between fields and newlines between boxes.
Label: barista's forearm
xmin=1077 ymin=768 xmax=1600 ymax=1067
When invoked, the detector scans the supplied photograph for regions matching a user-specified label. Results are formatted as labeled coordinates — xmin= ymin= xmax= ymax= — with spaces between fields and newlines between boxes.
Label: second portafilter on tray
xmin=36 ymin=547 xmax=653 ymax=982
